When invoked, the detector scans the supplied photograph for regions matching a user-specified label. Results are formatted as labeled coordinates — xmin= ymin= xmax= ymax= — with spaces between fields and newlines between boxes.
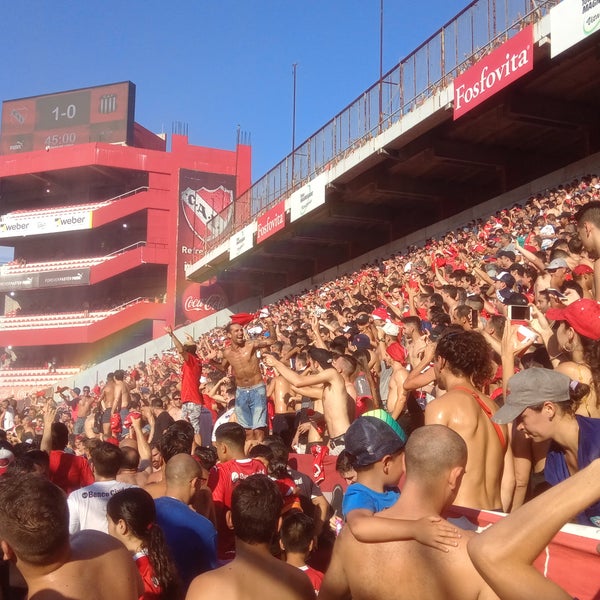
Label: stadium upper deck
xmin=186 ymin=0 xmax=600 ymax=300
xmin=0 ymin=82 xmax=251 ymax=369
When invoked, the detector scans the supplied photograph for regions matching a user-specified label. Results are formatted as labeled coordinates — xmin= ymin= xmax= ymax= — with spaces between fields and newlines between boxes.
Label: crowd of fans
xmin=1 ymin=174 xmax=600 ymax=599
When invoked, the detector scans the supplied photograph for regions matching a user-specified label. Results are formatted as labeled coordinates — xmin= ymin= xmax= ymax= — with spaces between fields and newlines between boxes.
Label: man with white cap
xmin=545 ymin=257 xmax=569 ymax=291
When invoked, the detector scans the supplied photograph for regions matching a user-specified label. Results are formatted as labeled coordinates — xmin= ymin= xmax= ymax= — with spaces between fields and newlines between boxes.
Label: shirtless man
xmin=320 ymin=425 xmax=499 ymax=600
xmin=332 ymin=354 xmax=358 ymax=403
xmin=383 ymin=342 xmax=409 ymax=421
xmin=424 ymin=330 xmax=509 ymax=511
xmin=219 ymin=318 xmax=276 ymax=442
xmin=0 ymin=474 xmax=142 ymax=600
xmin=265 ymin=347 xmax=353 ymax=454
xmin=168 ymin=391 xmax=183 ymax=421
xmin=99 ymin=372 xmax=117 ymax=437
xmin=113 ymin=369 xmax=132 ymax=422
xmin=271 ymin=369 xmax=297 ymax=448
xmin=186 ymin=474 xmax=314 ymax=600
xmin=70 ymin=385 xmax=93 ymax=435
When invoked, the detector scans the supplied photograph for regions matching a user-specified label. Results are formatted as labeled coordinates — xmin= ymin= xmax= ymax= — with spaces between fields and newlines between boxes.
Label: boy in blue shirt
xmin=342 ymin=409 xmax=459 ymax=551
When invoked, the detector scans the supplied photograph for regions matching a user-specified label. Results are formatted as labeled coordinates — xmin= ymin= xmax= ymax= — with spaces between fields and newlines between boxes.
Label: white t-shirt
xmin=2 ymin=409 xmax=14 ymax=431
xmin=211 ymin=408 xmax=235 ymax=442
xmin=67 ymin=479 xmax=136 ymax=534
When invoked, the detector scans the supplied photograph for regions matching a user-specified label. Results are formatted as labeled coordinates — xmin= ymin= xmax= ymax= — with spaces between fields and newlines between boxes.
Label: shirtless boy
xmin=0 ymin=474 xmax=142 ymax=600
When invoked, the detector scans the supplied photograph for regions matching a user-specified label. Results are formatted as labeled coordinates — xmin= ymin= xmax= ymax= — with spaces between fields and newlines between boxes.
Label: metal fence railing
xmin=204 ymin=0 xmax=559 ymax=254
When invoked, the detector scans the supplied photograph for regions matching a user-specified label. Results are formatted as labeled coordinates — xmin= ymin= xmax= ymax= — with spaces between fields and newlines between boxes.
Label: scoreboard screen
xmin=0 ymin=81 xmax=135 ymax=154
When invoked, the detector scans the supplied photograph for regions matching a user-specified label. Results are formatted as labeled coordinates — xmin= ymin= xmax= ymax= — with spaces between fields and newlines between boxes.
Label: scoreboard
xmin=0 ymin=81 xmax=135 ymax=154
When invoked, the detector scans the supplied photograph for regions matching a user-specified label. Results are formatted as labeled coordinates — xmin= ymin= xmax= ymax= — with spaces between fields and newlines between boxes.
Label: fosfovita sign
xmin=256 ymin=201 xmax=285 ymax=244
xmin=453 ymin=26 xmax=533 ymax=120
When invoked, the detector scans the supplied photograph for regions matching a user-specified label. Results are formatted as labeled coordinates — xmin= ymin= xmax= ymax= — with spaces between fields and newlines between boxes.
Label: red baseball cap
xmin=572 ymin=264 xmax=594 ymax=276
xmin=546 ymin=298 xmax=600 ymax=341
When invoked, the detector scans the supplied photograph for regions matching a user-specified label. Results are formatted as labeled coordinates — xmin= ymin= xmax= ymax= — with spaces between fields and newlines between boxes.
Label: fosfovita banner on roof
xmin=453 ymin=25 xmax=533 ymax=120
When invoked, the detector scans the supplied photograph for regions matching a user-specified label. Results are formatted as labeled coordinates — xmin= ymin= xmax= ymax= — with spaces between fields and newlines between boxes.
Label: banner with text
xmin=256 ymin=201 xmax=286 ymax=244
xmin=0 ymin=267 xmax=90 ymax=291
xmin=0 ymin=210 xmax=93 ymax=238
xmin=289 ymin=173 xmax=327 ymax=223
xmin=229 ymin=223 xmax=256 ymax=260
xmin=453 ymin=25 xmax=533 ymax=120
xmin=551 ymin=0 xmax=600 ymax=58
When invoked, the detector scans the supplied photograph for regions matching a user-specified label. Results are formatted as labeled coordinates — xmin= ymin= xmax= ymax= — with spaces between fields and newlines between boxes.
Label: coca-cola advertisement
xmin=181 ymin=281 xmax=228 ymax=323
xmin=177 ymin=169 xmax=235 ymax=324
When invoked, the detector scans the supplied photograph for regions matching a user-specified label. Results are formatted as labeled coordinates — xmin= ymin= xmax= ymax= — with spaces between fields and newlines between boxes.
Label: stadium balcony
xmin=1 ymin=255 xmax=113 ymax=274
xmin=0 ymin=242 xmax=170 ymax=289
xmin=0 ymin=366 xmax=81 ymax=400
xmin=0 ymin=297 xmax=168 ymax=347
xmin=5 ymin=199 xmax=114 ymax=218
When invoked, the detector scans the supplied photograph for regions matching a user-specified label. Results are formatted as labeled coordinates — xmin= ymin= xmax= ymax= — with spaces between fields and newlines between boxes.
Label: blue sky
xmin=1 ymin=0 xmax=467 ymax=179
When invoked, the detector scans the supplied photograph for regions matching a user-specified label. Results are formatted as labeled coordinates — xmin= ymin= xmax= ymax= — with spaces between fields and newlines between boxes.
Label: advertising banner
xmin=256 ymin=201 xmax=286 ymax=244
xmin=177 ymin=169 xmax=234 ymax=325
xmin=289 ymin=173 xmax=327 ymax=223
xmin=0 ymin=211 xmax=93 ymax=238
xmin=453 ymin=26 xmax=533 ymax=120
xmin=551 ymin=0 xmax=600 ymax=58
xmin=0 ymin=268 xmax=90 ymax=291
xmin=38 ymin=269 xmax=90 ymax=288
xmin=229 ymin=223 xmax=255 ymax=260
xmin=0 ymin=273 xmax=38 ymax=292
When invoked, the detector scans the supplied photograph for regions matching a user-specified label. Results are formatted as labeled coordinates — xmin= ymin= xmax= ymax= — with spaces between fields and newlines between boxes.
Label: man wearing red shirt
xmin=166 ymin=326 xmax=212 ymax=446
xmin=40 ymin=405 xmax=93 ymax=495
xmin=209 ymin=422 xmax=266 ymax=560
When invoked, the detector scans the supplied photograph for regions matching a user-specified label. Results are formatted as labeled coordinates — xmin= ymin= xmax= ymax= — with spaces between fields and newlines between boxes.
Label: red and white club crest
xmin=180 ymin=186 xmax=234 ymax=242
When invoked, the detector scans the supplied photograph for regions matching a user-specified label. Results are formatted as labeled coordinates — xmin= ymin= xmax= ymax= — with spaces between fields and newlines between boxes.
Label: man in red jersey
xmin=166 ymin=326 xmax=212 ymax=446
xmin=40 ymin=403 xmax=93 ymax=495
xmin=208 ymin=422 xmax=266 ymax=561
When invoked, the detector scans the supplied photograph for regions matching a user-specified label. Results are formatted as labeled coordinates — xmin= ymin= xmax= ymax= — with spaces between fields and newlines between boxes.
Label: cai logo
xmin=180 ymin=186 xmax=233 ymax=242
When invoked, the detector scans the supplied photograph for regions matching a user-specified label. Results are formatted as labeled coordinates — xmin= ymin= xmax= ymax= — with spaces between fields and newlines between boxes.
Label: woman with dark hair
xmin=541 ymin=298 xmax=600 ymax=418
xmin=493 ymin=368 xmax=599 ymax=526
xmin=107 ymin=487 xmax=180 ymax=599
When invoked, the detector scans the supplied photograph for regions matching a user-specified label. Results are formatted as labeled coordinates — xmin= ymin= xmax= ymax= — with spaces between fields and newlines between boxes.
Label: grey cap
xmin=545 ymin=258 xmax=569 ymax=271
xmin=492 ymin=368 xmax=571 ymax=424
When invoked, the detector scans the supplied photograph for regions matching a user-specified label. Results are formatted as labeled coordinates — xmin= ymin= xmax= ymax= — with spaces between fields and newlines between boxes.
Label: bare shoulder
xmin=424 ymin=395 xmax=451 ymax=423
xmin=278 ymin=560 xmax=316 ymax=599
xmin=143 ymin=480 xmax=165 ymax=498
xmin=69 ymin=530 xmax=141 ymax=596
xmin=71 ymin=529 xmax=127 ymax=556
xmin=186 ymin=569 xmax=232 ymax=599
xmin=187 ymin=558 xmax=314 ymax=600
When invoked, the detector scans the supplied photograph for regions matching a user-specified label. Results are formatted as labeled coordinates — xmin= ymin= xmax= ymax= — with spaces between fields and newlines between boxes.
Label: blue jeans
xmin=235 ymin=383 xmax=267 ymax=430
